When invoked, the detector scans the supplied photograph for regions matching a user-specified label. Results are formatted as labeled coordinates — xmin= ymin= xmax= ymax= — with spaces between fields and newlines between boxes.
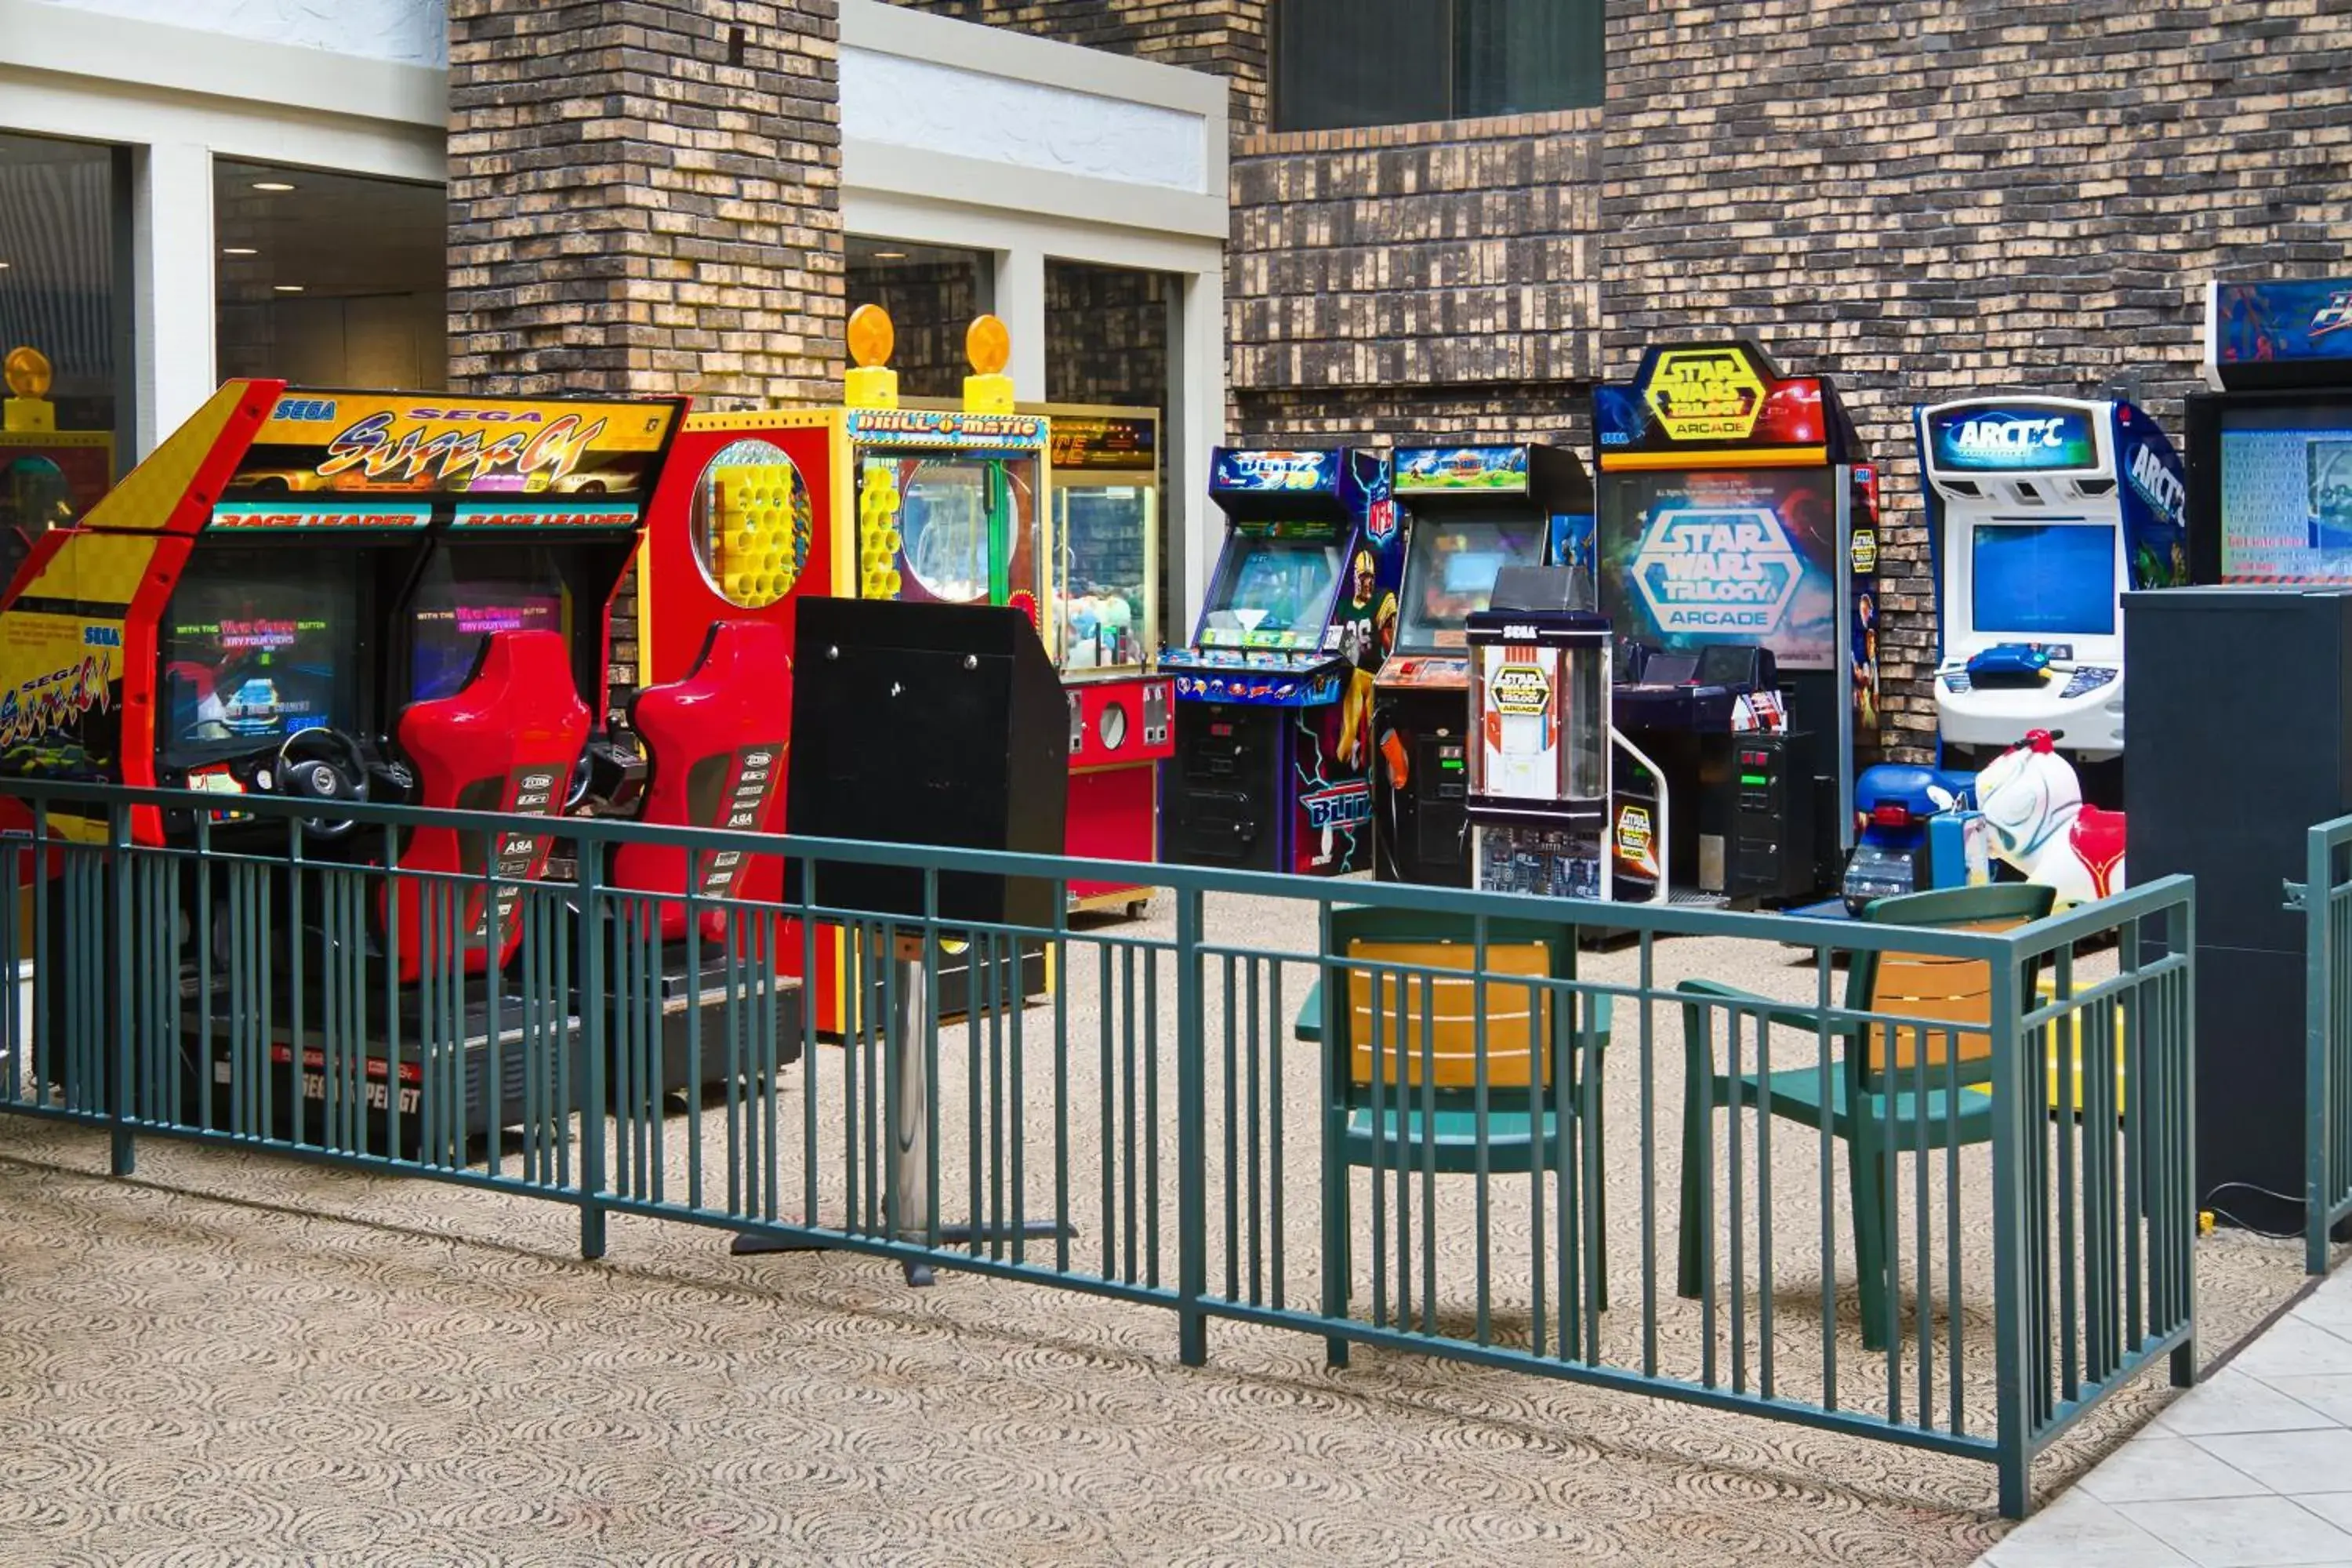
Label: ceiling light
xmin=252 ymin=180 xmax=296 ymax=192
xmin=221 ymin=247 xmax=257 ymax=256
xmin=870 ymin=250 xmax=907 ymax=260
xmin=273 ymin=284 xmax=304 ymax=293
xmin=0 ymin=261 xmax=11 ymax=270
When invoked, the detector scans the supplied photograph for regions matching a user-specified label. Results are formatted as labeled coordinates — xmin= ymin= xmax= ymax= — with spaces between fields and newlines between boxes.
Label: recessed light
xmin=273 ymin=284 xmax=304 ymax=293
xmin=222 ymin=247 xmax=257 ymax=256
xmin=870 ymin=250 xmax=907 ymax=260
xmin=252 ymin=180 xmax=296 ymax=192
xmin=0 ymin=261 xmax=11 ymax=270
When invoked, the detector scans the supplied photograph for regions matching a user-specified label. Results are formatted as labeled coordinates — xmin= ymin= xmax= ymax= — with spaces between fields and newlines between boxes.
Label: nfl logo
xmin=1367 ymin=498 xmax=1397 ymax=543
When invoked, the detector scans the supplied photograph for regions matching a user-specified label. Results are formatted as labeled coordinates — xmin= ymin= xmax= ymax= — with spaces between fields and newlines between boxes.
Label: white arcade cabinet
xmin=1917 ymin=396 xmax=2187 ymax=779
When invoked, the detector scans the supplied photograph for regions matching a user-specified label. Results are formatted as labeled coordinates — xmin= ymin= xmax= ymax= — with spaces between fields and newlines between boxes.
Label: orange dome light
xmin=965 ymin=314 xmax=1011 ymax=377
xmin=847 ymin=304 xmax=895 ymax=370
xmin=4 ymin=346 xmax=53 ymax=401
xmin=844 ymin=304 xmax=900 ymax=412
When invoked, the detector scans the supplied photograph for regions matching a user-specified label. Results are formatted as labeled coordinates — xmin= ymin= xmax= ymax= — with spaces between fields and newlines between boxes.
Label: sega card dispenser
xmin=1466 ymin=567 xmax=1613 ymax=901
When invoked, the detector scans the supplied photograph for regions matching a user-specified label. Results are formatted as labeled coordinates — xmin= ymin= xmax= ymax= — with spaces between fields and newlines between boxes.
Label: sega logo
xmin=82 ymin=626 xmax=119 ymax=647
xmin=1302 ymin=781 xmax=1371 ymax=829
xmin=273 ymin=397 xmax=339 ymax=422
xmin=408 ymin=408 xmax=549 ymax=423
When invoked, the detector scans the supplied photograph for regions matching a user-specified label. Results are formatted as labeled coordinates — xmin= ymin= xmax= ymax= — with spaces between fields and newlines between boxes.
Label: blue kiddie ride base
xmin=1791 ymin=762 xmax=1978 ymax=920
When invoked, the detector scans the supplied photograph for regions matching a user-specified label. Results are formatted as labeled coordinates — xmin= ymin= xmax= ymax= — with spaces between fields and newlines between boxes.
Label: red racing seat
xmin=386 ymin=629 xmax=590 ymax=984
xmin=611 ymin=619 xmax=790 ymax=942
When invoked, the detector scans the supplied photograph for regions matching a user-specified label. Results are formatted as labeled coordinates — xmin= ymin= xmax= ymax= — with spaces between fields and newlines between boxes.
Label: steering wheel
xmin=271 ymin=726 xmax=372 ymax=838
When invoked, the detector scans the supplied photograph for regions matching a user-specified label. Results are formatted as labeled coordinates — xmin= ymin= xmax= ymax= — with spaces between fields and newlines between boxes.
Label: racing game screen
xmin=1196 ymin=533 xmax=1343 ymax=651
xmin=1970 ymin=521 xmax=2118 ymax=637
xmin=408 ymin=544 xmax=568 ymax=704
xmin=161 ymin=549 xmax=362 ymax=768
xmin=1396 ymin=512 xmax=1547 ymax=653
xmin=2219 ymin=402 xmax=2352 ymax=583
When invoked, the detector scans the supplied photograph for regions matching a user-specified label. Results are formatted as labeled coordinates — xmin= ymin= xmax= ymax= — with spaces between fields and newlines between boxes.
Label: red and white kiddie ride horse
xmin=1973 ymin=728 xmax=2126 ymax=907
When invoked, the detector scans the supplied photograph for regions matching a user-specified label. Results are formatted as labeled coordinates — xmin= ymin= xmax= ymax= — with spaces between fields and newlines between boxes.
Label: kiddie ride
xmin=1838 ymin=393 xmax=2183 ymax=911
xmin=1160 ymin=447 xmax=1402 ymax=876
xmin=0 ymin=380 xmax=810 ymax=1149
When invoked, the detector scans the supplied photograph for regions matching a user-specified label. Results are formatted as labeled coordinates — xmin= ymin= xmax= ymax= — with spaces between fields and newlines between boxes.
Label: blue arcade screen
xmin=1970 ymin=523 xmax=2117 ymax=637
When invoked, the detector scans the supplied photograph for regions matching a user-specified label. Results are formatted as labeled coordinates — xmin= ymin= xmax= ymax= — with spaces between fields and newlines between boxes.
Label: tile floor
xmin=1984 ymin=1265 xmax=2352 ymax=1567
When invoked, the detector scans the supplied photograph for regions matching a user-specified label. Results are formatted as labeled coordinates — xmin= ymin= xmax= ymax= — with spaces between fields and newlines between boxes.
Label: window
xmin=846 ymin=238 xmax=992 ymax=399
xmin=0 ymin=132 xmax=129 ymax=557
xmin=1272 ymin=0 xmax=1604 ymax=132
xmin=214 ymin=159 xmax=446 ymax=389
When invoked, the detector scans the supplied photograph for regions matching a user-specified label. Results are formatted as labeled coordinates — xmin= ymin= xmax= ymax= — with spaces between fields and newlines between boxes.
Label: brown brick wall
xmin=1602 ymin=0 xmax=2352 ymax=759
xmin=447 ymin=0 xmax=844 ymax=405
xmin=882 ymin=0 xmax=1268 ymax=130
xmin=448 ymin=0 xmax=846 ymax=733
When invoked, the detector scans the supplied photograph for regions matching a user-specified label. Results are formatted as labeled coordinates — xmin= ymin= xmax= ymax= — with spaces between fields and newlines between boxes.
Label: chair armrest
xmin=1673 ymin=978 xmax=1854 ymax=1038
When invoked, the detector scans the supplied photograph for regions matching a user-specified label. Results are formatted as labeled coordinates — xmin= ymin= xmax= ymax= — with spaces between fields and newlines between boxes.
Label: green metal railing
xmin=0 ymin=779 xmax=2198 ymax=1518
xmin=2305 ymin=815 xmax=2352 ymax=1271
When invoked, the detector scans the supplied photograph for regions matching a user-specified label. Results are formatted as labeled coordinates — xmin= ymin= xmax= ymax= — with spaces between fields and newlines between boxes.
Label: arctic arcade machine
xmin=1160 ymin=447 xmax=1402 ymax=876
xmin=2129 ymin=277 xmax=2352 ymax=1232
xmin=1374 ymin=442 xmax=1592 ymax=886
xmin=1592 ymin=340 xmax=1878 ymax=907
xmin=0 ymin=379 xmax=687 ymax=1142
xmin=1920 ymin=396 xmax=2183 ymax=790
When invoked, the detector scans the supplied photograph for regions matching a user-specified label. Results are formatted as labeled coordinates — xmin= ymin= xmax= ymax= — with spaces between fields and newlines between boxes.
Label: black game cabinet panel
xmin=2126 ymin=588 xmax=2352 ymax=955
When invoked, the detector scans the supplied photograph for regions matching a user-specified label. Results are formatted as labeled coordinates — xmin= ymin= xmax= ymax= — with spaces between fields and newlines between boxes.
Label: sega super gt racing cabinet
xmin=0 ymin=380 xmax=813 ymax=1152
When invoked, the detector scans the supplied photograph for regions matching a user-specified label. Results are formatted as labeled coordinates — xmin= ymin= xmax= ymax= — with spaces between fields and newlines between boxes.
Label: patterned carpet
xmin=0 ymin=899 xmax=2309 ymax=1566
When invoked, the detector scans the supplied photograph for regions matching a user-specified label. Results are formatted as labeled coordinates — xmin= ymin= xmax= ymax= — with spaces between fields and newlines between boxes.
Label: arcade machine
xmin=1374 ymin=442 xmax=1593 ymax=885
xmin=905 ymin=397 xmax=1174 ymax=916
xmin=1 ymin=347 xmax=114 ymax=585
xmin=0 ymin=379 xmax=690 ymax=1142
xmin=1592 ymin=340 xmax=1877 ymax=908
xmin=1159 ymin=447 xmax=1402 ymax=876
xmin=636 ymin=306 xmax=1057 ymax=1029
xmin=1839 ymin=394 xmax=2186 ymax=911
xmin=1465 ymin=566 xmax=1613 ymax=902
xmin=1042 ymin=406 xmax=1171 ymax=916
xmin=1918 ymin=394 xmax=2184 ymax=791
xmin=2129 ymin=276 xmax=2352 ymax=1232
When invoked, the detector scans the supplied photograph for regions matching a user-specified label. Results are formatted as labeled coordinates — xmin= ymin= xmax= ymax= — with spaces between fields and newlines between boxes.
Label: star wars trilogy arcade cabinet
xmin=1160 ymin=447 xmax=1402 ymax=875
xmin=1593 ymin=341 xmax=1878 ymax=906
xmin=2129 ymin=277 xmax=2352 ymax=1232
xmin=0 ymin=379 xmax=689 ymax=1144
xmin=1374 ymin=443 xmax=1594 ymax=887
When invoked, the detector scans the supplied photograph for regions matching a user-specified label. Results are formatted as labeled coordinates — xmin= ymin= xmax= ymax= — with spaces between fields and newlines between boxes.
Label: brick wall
xmin=447 ymin=0 xmax=844 ymax=405
xmin=848 ymin=257 xmax=981 ymax=398
xmin=1602 ymin=0 xmax=2352 ymax=758
xmin=884 ymin=0 xmax=1268 ymax=129
xmin=1229 ymin=112 xmax=1603 ymax=447
xmin=448 ymin=0 xmax=846 ymax=733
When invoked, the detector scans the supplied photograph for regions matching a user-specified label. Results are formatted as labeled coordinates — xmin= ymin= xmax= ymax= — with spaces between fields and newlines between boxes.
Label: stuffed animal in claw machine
xmin=1973 ymin=728 xmax=2125 ymax=907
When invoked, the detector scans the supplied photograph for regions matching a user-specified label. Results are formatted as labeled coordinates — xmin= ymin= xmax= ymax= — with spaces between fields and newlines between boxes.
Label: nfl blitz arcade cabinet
xmin=2130 ymin=278 xmax=2352 ymax=1236
xmin=1373 ymin=442 xmax=1594 ymax=886
xmin=1160 ymin=448 xmax=1403 ymax=875
xmin=1590 ymin=340 xmax=1877 ymax=906
xmin=0 ymin=380 xmax=829 ymax=1140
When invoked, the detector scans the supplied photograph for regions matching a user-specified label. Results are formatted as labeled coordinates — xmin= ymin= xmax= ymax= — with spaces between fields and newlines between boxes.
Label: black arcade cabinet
xmin=1375 ymin=442 xmax=1593 ymax=886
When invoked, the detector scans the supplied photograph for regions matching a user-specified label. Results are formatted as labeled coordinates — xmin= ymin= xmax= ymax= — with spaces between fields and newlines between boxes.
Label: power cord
xmin=2198 ymin=1181 xmax=2310 ymax=1241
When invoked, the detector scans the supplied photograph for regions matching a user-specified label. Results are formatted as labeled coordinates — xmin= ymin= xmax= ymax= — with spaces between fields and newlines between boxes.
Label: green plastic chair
xmin=1301 ymin=906 xmax=1613 ymax=1352
xmin=1675 ymin=882 xmax=2055 ymax=1352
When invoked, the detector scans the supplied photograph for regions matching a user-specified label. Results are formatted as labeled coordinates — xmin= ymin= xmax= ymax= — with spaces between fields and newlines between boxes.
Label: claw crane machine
xmin=902 ymin=394 xmax=1173 ymax=917
xmin=2 ymin=347 xmax=115 ymax=585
